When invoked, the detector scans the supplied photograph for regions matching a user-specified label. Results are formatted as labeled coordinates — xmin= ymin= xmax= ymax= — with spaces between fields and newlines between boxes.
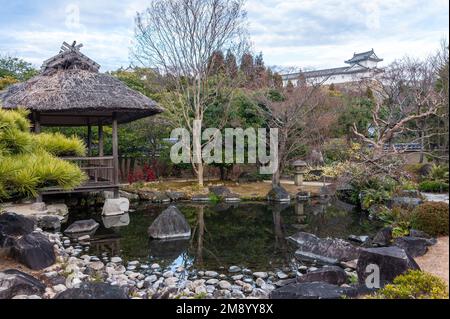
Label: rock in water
xmin=165 ymin=191 xmax=187 ymax=201
xmin=267 ymin=186 xmax=291 ymax=202
xmin=37 ymin=215 xmax=61 ymax=231
xmin=297 ymin=266 xmax=348 ymax=285
xmin=11 ymin=232 xmax=56 ymax=270
xmin=56 ymin=282 xmax=128 ymax=299
xmin=270 ymin=282 xmax=357 ymax=299
xmin=102 ymin=213 xmax=130 ymax=229
xmin=102 ymin=198 xmax=130 ymax=216
xmin=0 ymin=269 xmax=45 ymax=299
xmin=147 ymin=206 xmax=191 ymax=239
xmin=356 ymin=246 xmax=420 ymax=287
xmin=191 ymin=194 xmax=210 ymax=201
xmin=64 ymin=219 xmax=99 ymax=238
xmin=288 ymin=232 xmax=360 ymax=263
xmin=209 ymin=186 xmax=241 ymax=201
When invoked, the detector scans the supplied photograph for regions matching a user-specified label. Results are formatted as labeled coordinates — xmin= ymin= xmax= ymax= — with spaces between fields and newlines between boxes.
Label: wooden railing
xmin=62 ymin=156 xmax=115 ymax=186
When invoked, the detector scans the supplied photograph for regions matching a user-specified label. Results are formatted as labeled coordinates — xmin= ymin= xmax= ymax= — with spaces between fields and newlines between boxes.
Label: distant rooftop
xmin=281 ymin=49 xmax=383 ymax=81
xmin=345 ymin=49 xmax=383 ymax=64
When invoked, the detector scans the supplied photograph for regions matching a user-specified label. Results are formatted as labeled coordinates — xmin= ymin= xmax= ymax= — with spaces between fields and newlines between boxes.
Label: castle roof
xmin=345 ymin=49 xmax=383 ymax=64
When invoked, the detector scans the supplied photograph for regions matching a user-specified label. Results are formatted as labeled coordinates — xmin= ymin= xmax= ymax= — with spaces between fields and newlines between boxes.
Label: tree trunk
xmin=197 ymin=162 xmax=204 ymax=187
xmin=419 ymin=129 xmax=425 ymax=163
xmin=272 ymin=167 xmax=280 ymax=186
xmin=219 ymin=166 xmax=225 ymax=181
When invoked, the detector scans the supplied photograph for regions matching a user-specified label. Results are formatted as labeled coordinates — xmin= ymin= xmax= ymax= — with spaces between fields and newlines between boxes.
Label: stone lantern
xmin=292 ymin=160 xmax=308 ymax=186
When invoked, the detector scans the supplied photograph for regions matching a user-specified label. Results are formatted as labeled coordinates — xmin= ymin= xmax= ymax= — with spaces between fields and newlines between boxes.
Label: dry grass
xmin=124 ymin=179 xmax=324 ymax=200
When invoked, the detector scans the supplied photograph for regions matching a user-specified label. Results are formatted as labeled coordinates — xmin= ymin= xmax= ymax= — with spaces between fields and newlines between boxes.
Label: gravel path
xmin=415 ymin=236 xmax=449 ymax=287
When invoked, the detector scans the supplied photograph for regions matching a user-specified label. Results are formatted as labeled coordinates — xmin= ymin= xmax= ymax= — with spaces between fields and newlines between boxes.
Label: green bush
xmin=0 ymin=108 xmax=87 ymax=200
xmin=376 ymin=206 xmax=413 ymax=238
xmin=370 ymin=270 xmax=448 ymax=299
xmin=411 ymin=202 xmax=449 ymax=236
xmin=323 ymin=138 xmax=351 ymax=163
xmin=419 ymin=180 xmax=449 ymax=193
xmin=428 ymin=164 xmax=449 ymax=182
xmin=361 ymin=188 xmax=391 ymax=210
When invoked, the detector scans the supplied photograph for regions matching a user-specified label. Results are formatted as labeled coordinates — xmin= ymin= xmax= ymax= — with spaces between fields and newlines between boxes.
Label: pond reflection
xmin=66 ymin=199 xmax=380 ymax=272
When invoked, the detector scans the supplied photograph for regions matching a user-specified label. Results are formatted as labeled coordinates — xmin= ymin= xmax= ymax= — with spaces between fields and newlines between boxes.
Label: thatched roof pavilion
xmin=0 ymin=41 xmax=163 ymax=197
xmin=0 ymin=41 xmax=162 ymax=126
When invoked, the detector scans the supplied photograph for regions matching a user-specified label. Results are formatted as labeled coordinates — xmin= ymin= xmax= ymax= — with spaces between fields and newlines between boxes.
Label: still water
xmin=66 ymin=199 xmax=380 ymax=272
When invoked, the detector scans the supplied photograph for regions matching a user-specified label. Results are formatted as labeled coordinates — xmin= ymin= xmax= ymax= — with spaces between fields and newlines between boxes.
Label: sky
xmin=0 ymin=0 xmax=448 ymax=72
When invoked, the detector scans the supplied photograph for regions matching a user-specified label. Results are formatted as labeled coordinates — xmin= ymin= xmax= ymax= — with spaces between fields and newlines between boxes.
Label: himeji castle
xmin=281 ymin=49 xmax=384 ymax=86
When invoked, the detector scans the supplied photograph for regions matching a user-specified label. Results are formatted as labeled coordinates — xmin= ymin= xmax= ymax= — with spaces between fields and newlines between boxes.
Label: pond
xmin=65 ymin=199 xmax=380 ymax=273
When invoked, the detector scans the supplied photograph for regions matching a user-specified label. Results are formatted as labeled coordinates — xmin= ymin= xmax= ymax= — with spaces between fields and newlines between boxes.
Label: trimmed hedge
xmin=411 ymin=202 xmax=449 ymax=236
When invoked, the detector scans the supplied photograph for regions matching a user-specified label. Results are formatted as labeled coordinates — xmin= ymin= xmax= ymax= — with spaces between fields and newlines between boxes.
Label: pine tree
xmin=254 ymin=52 xmax=267 ymax=87
xmin=225 ymin=50 xmax=238 ymax=79
xmin=240 ymin=52 xmax=254 ymax=84
xmin=208 ymin=50 xmax=225 ymax=75
xmin=273 ymin=72 xmax=283 ymax=89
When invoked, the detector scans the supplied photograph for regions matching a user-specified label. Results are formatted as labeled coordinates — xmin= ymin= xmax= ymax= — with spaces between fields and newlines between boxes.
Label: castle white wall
xmin=282 ymin=70 xmax=374 ymax=87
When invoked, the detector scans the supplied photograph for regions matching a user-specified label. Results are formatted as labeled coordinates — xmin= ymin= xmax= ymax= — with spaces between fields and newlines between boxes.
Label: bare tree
xmin=258 ymin=81 xmax=326 ymax=186
xmin=351 ymin=54 xmax=447 ymax=176
xmin=133 ymin=0 xmax=248 ymax=186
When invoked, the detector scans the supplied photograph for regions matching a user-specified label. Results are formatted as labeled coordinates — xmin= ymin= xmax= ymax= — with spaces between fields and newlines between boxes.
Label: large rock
xmin=288 ymin=232 xmax=360 ymax=263
xmin=148 ymin=206 xmax=191 ymax=239
xmin=119 ymin=190 xmax=139 ymax=201
xmin=64 ymin=219 xmax=99 ymax=238
xmin=294 ymin=251 xmax=338 ymax=265
xmin=46 ymin=203 xmax=69 ymax=217
xmin=209 ymin=186 xmax=240 ymax=202
xmin=11 ymin=232 xmax=56 ymax=270
xmin=297 ymin=266 xmax=348 ymax=285
xmin=0 ymin=212 xmax=35 ymax=245
xmin=390 ymin=196 xmax=422 ymax=207
xmin=56 ymin=282 xmax=128 ymax=299
xmin=0 ymin=269 xmax=45 ymax=299
xmin=408 ymin=229 xmax=437 ymax=245
xmin=372 ymin=227 xmax=393 ymax=246
xmin=393 ymin=237 xmax=432 ymax=257
xmin=270 ymin=282 xmax=357 ymax=299
xmin=209 ymin=185 xmax=231 ymax=197
xmin=102 ymin=198 xmax=130 ymax=216
xmin=191 ymin=193 xmax=210 ymax=201
xmin=37 ymin=215 xmax=61 ymax=231
xmin=165 ymin=191 xmax=187 ymax=201
xmin=267 ymin=186 xmax=291 ymax=202
xmin=356 ymin=246 xmax=420 ymax=287
xmin=138 ymin=190 xmax=170 ymax=203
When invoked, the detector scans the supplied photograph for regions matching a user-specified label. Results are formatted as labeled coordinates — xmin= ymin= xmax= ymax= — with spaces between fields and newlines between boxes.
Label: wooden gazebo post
xmin=112 ymin=112 xmax=119 ymax=198
xmin=98 ymin=123 xmax=104 ymax=157
xmin=87 ymin=119 xmax=92 ymax=156
xmin=33 ymin=111 xmax=41 ymax=133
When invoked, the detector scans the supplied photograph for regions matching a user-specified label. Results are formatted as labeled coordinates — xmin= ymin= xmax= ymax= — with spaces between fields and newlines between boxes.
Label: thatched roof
xmin=0 ymin=41 xmax=163 ymax=126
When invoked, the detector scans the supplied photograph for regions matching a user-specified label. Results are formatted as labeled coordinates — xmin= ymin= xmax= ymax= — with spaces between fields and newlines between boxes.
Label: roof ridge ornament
xmin=59 ymin=41 xmax=83 ymax=53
